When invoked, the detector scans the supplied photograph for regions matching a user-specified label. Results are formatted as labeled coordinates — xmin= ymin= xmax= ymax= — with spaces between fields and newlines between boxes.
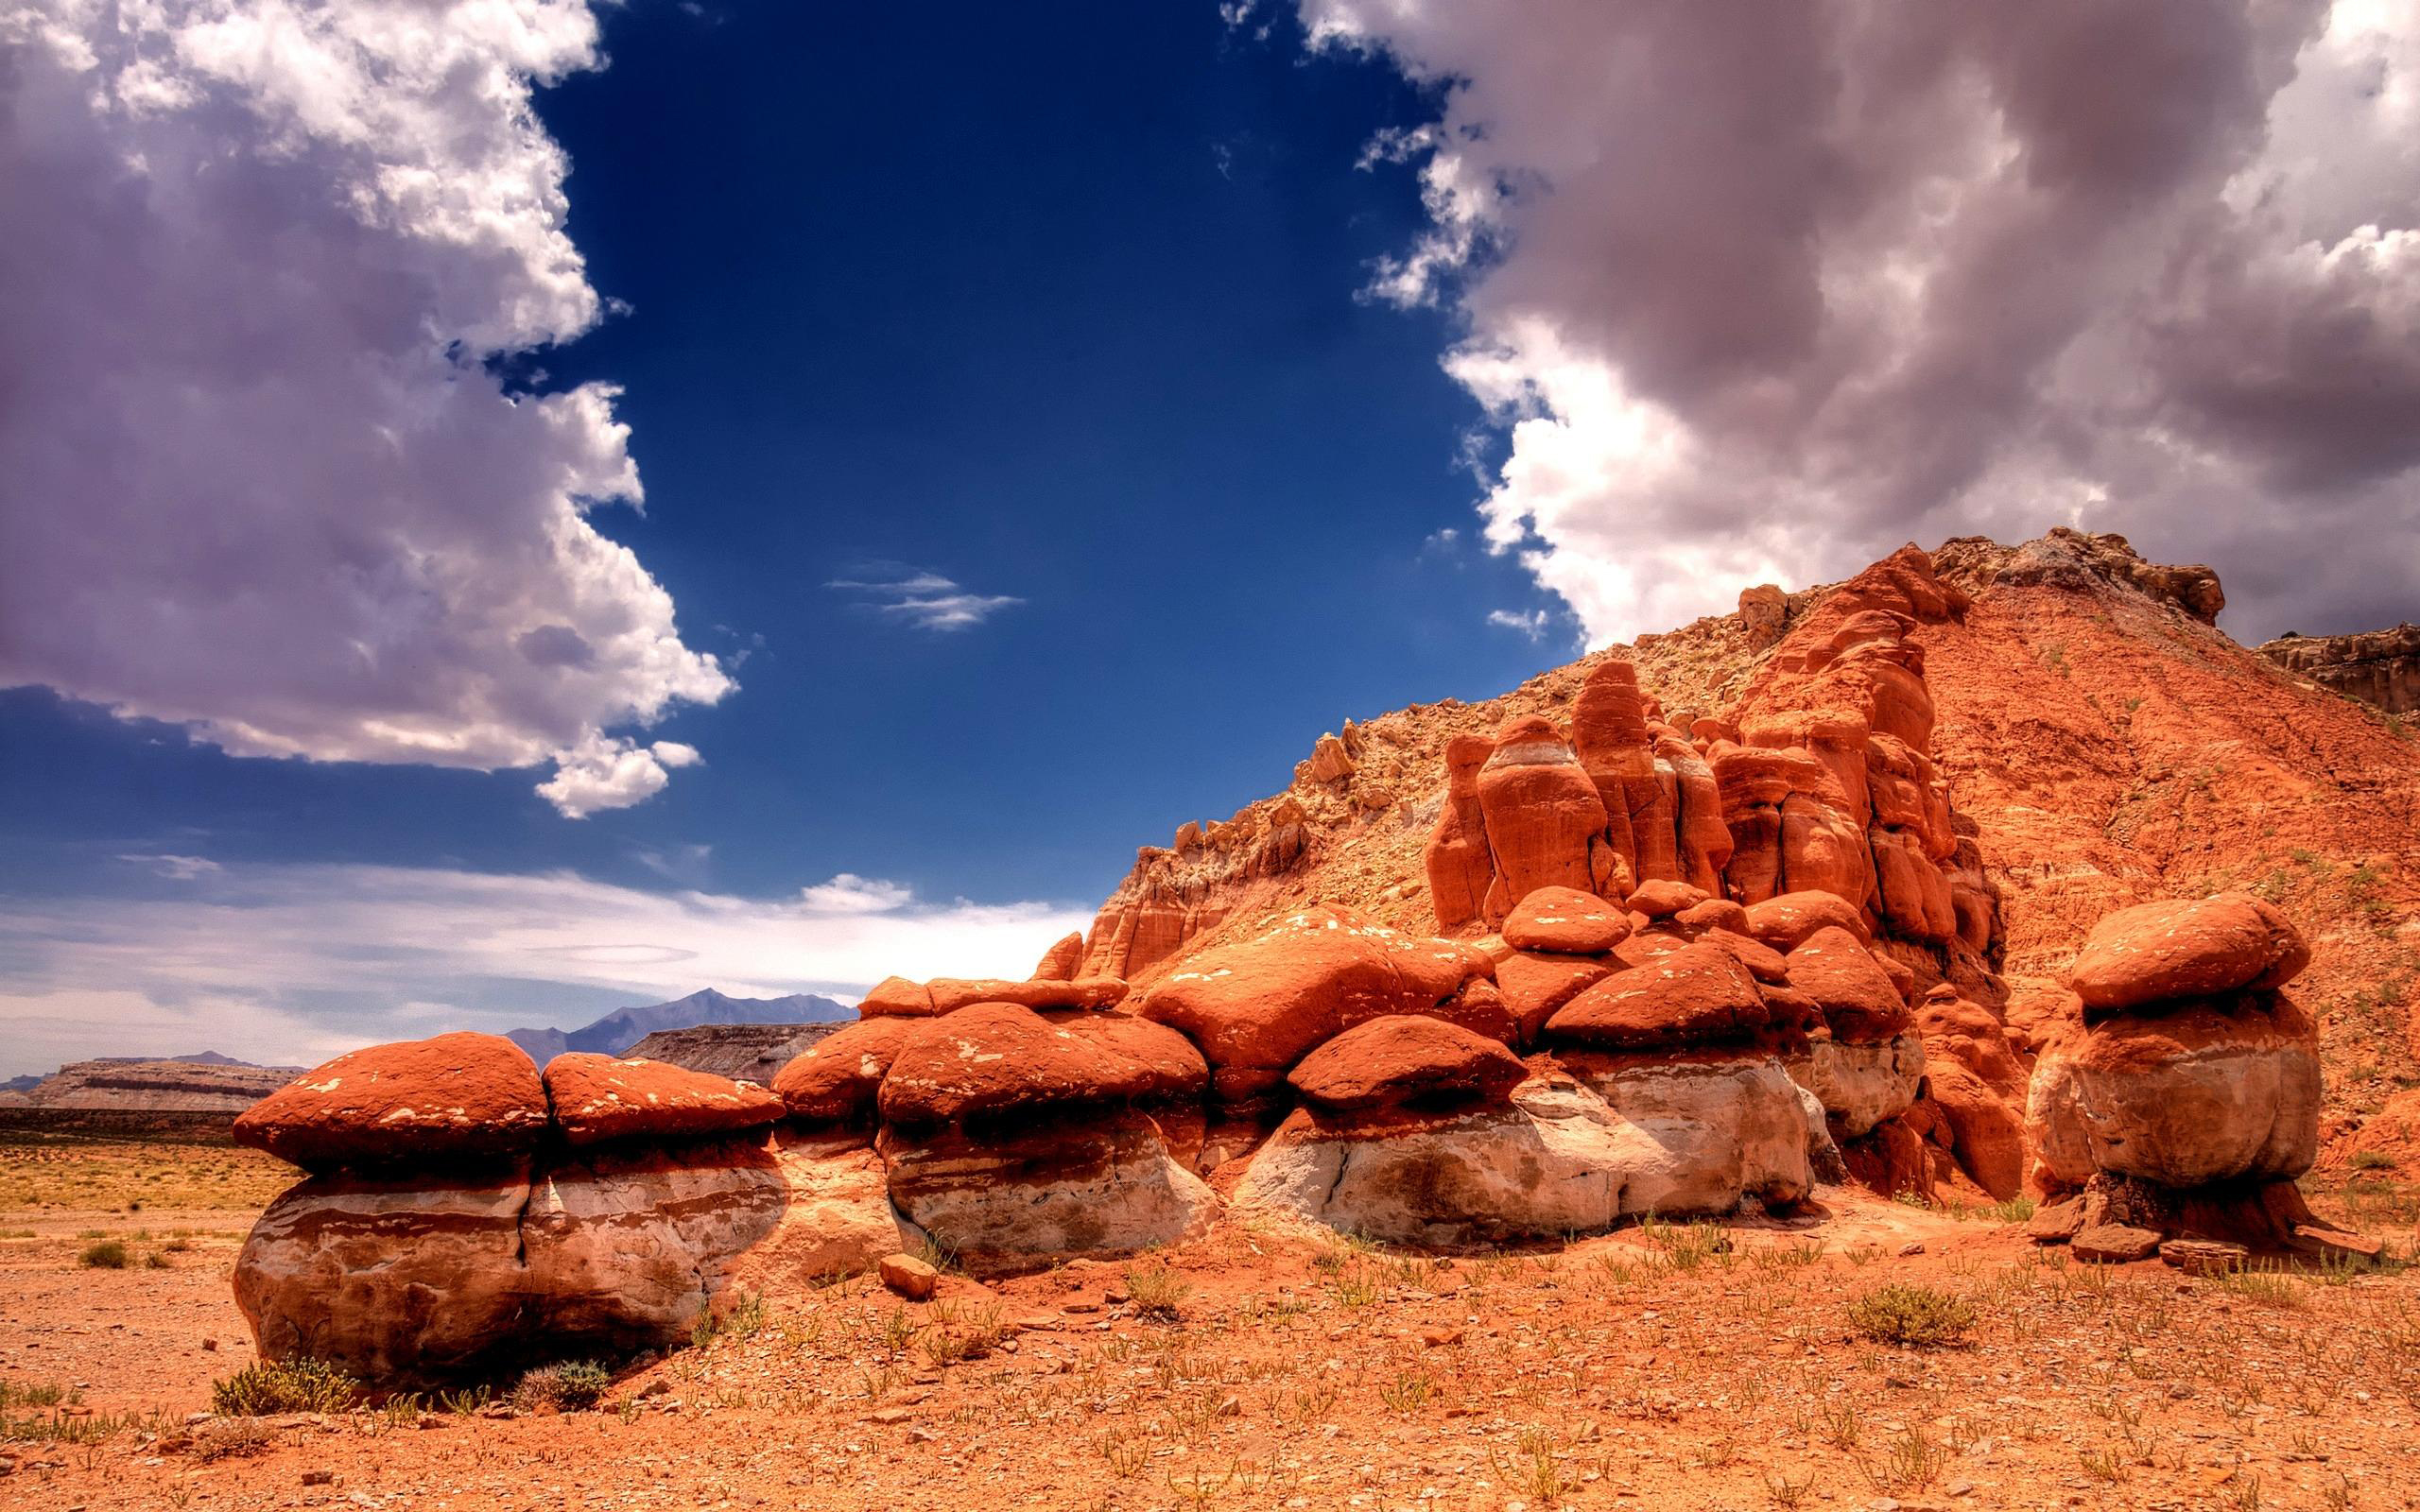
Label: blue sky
xmin=4 ymin=2 xmax=2416 ymax=1074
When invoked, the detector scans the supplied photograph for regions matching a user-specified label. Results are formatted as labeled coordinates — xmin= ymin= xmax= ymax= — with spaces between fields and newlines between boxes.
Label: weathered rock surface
xmin=877 ymin=1004 xmax=1199 ymax=1125
xmin=1786 ymin=1031 xmax=1925 ymax=1139
xmin=2028 ymin=996 xmax=2321 ymax=1189
xmin=541 ymin=1055 xmax=783 ymax=1148
xmin=1286 ymin=1016 xmax=1528 ymax=1112
xmin=879 ymin=1109 xmax=1216 ymax=1275
xmin=233 ymin=1034 xmax=547 ymax=1174
xmin=1546 ymin=942 xmax=1770 ymax=1051
xmin=2256 ymin=622 xmax=2420 ymax=715
xmin=2066 ymin=892 xmax=2309 ymax=1012
xmin=1235 ymin=1056 xmax=1810 ymax=1246
xmin=770 ymin=1017 xmax=916 ymax=1124
xmin=234 ymin=1137 xmax=790 ymax=1384
xmin=1502 ymin=885 xmax=1631 ymax=954
xmin=1136 ymin=905 xmax=1492 ymax=1099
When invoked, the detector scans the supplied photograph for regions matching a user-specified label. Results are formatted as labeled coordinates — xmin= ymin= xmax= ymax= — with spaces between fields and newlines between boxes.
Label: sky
xmin=2 ymin=0 xmax=2415 ymax=1075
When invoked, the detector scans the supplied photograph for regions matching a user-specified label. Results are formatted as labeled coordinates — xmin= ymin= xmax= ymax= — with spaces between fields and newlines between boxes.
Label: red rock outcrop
xmin=542 ymin=1055 xmax=783 ymax=1148
xmin=1286 ymin=1015 xmax=1529 ymax=1113
xmin=1475 ymin=716 xmax=1614 ymax=922
xmin=233 ymin=1033 xmax=547 ymax=1173
xmin=2257 ymin=622 xmax=2420 ymax=715
xmin=769 ymin=1017 xmax=916 ymax=1124
xmin=2065 ymin=892 xmax=2311 ymax=1013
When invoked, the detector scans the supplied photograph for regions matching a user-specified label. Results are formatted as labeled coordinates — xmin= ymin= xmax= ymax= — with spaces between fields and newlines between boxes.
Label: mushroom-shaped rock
xmin=1135 ymin=904 xmax=1492 ymax=1097
xmin=1031 ymin=932 xmax=1086 ymax=980
xmin=542 ymin=1055 xmax=783 ymax=1148
xmin=1503 ymin=885 xmax=1632 ymax=954
xmin=2027 ymin=996 xmax=2321 ymax=1189
xmin=1288 ymin=1016 xmax=1530 ymax=1113
xmin=1546 ymin=941 xmax=1769 ymax=1051
xmin=1784 ymin=927 xmax=1912 ymax=1043
xmin=1627 ymin=879 xmax=1709 ymax=919
xmin=233 ymin=1033 xmax=546 ymax=1174
xmin=857 ymin=976 xmax=939 ymax=1019
xmin=2066 ymin=892 xmax=2310 ymax=1012
xmin=1673 ymin=898 xmax=1751 ymax=936
xmin=877 ymin=1004 xmax=1176 ymax=1126
xmin=772 ymin=1018 xmax=918 ymax=1124
xmin=1476 ymin=716 xmax=1612 ymax=922
xmin=1495 ymin=953 xmax=1614 ymax=1043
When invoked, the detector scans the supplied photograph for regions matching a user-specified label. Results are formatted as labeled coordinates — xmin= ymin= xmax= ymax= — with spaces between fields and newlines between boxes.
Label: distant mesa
xmin=501 ymin=987 xmax=854 ymax=1063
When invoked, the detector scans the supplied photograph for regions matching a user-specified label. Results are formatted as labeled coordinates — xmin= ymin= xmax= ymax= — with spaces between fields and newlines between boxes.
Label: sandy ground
xmin=4 ymin=1142 xmax=2419 ymax=1512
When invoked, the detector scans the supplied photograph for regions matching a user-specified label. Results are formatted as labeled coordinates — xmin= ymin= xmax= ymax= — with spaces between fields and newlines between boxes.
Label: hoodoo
xmin=226 ymin=535 xmax=2381 ymax=1383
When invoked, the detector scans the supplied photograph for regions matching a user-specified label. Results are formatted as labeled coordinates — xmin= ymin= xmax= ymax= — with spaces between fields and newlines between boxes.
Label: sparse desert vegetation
xmin=4 ymin=1135 xmax=2419 ymax=1509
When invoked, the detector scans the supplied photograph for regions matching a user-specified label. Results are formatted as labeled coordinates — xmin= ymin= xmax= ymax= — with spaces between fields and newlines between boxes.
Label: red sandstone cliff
xmin=1080 ymin=530 xmax=2420 ymax=1149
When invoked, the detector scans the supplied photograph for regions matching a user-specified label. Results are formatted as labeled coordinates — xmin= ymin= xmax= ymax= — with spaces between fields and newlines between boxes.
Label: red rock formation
xmin=1423 ymin=735 xmax=1496 ymax=930
xmin=542 ymin=1055 xmax=783 ymax=1148
xmin=771 ymin=1017 xmax=916 ymax=1124
xmin=1501 ymin=885 xmax=1631 ymax=954
xmin=2257 ymin=622 xmax=2420 ymax=714
xmin=1571 ymin=660 xmax=1662 ymax=885
xmin=1476 ymin=716 xmax=1614 ymax=922
xmin=1030 ymin=932 xmax=1085 ymax=980
xmin=233 ymin=1033 xmax=546 ymax=1173
xmin=2065 ymin=892 xmax=2310 ymax=1013
xmin=1286 ymin=1015 xmax=1529 ymax=1112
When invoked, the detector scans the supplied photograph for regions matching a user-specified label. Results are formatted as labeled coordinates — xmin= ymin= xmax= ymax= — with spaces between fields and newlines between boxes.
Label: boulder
xmin=1426 ymin=977 xmax=1517 ymax=1044
xmin=541 ymin=1055 xmax=783 ymax=1148
xmin=2027 ymin=996 xmax=2321 ymax=1189
xmin=1672 ymin=898 xmax=1751 ymax=936
xmin=1502 ymin=885 xmax=1632 ymax=954
xmin=233 ymin=1033 xmax=546 ymax=1174
xmin=2070 ymin=1223 xmax=2162 ymax=1264
xmin=1135 ymin=905 xmax=1491 ymax=1095
xmin=771 ymin=1018 xmax=917 ymax=1124
xmin=1477 ymin=716 xmax=1614 ymax=922
xmin=234 ymin=1137 xmax=788 ymax=1384
xmin=1786 ymin=1031 xmax=1925 ymax=1139
xmin=877 ymin=1004 xmax=1188 ymax=1126
xmin=1547 ymin=942 xmax=1769 ymax=1051
xmin=1495 ymin=953 xmax=1614 ymax=1043
xmin=520 ymin=1140 xmax=788 ymax=1352
xmin=879 ymin=1253 xmax=939 ymax=1300
xmin=233 ymin=1164 xmax=536 ymax=1384
xmin=1287 ymin=1016 xmax=1530 ymax=1113
xmin=857 ymin=976 xmax=939 ymax=1018
xmin=1628 ymin=880 xmax=1708 ymax=919
xmin=1699 ymin=928 xmax=1788 ymax=985
xmin=1783 ymin=928 xmax=1911 ymax=1043
xmin=879 ymin=1108 xmax=1216 ymax=1275
xmin=1035 ymin=1008 xmax=1211 ymax=1104
xmin=1235 ymin=1057 xmax=1811 ymax=1246
xmin=1742 ymin=891 xmax=1870 ymax=952
xmin=1031 ymin=932 xmax=1086 ymax=980
xmin=2066 ymin=892 xmax=2310 ymax=1011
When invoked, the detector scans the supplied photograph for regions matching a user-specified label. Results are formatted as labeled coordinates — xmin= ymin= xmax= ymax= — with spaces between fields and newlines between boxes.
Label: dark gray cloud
xmin=1297 ymin=0 xmax=2419 ymax=641
xmin=0 ymin=2 xmax=731 ymax=812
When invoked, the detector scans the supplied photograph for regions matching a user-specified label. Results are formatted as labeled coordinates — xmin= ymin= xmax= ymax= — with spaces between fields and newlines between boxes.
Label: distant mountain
xmin=504 ymin=988 xmax=854 ymax=1063
xmin=0 ymin=1074 xmax=42 ymax=1094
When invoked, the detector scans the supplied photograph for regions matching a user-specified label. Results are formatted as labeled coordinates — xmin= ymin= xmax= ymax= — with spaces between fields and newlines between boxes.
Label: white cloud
xmin=0 ymin=1 xmax=731 ymax=811
xmin=534 ymin=734 xmax=706 ymax=819
xmin=1485 ymin=608 xmax=1550 ymax=641
xmin=0 ymin=862 xmax=1095 ymax=1076
xmin=1301 ymin=0 xmax=2420 ymax=642
xmin=827 ymin=565 xmax=1025 ymax=632
xmin=117 ymin=853 xmax=224 ymax=881
xmin=798 ymin=873 xmax=915 ymax=914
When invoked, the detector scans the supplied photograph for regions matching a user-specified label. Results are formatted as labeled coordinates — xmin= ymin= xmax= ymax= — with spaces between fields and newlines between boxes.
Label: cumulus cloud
xmin=1485 ymin=608 xmax=1551 ymax=642
xmin=535 ymin=734 xmax=704 ymax=819
xmin=0 ymin=1 xmax=730 ymax=813
xmin=1298 ymin=0 xmax=2420 ymax=641
xmin=828 ymin=564 xmax=1025 ymax=631
xmin=0 ymin=861 xmax=1094 ymax=1075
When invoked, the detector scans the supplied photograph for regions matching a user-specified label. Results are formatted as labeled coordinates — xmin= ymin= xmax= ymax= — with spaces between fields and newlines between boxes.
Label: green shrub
xmin=512 ymin=1360 xmax=612 ymax=1412
xmin=210 ymin=1357 xmax=364 ymax=1417
xmin=1846 ymin=1283 xmax=1977 ymax=1348
xmin=78 ymin=1240 xmax=130 ymax=1269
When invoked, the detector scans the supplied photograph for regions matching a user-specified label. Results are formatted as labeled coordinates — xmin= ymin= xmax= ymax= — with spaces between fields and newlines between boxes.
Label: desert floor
xmin=5 ymin=1131 xmax=2419 ymax=1512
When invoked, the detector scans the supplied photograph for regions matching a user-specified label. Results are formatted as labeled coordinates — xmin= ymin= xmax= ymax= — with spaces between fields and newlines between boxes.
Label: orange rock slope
xmin=1077 ymin=529 xmax=2420 ymax=1156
